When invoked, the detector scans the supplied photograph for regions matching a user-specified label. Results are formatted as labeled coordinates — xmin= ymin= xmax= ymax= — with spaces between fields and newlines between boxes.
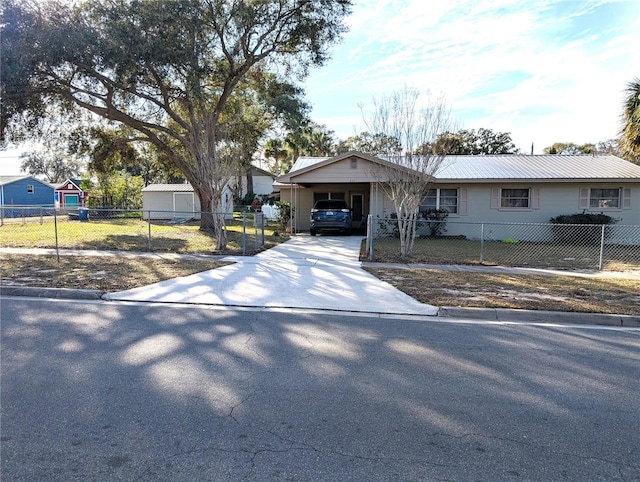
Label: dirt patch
xmin=0 ymin=254 xmax=228 ymax=292
xmin=366 ymin=268 xmax=640 ymax=316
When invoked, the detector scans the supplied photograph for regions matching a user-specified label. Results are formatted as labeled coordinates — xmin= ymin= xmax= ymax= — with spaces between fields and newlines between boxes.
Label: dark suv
xmin=310 ymin=199 xmax=352 ymax=236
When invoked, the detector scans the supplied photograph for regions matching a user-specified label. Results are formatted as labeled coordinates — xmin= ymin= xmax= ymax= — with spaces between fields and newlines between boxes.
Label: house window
xmin=314 ymin=192 xmax=345 ymax=202
xmin=501 ymin=188 xmax=529 ymax=208
xmin=589 ymin=188 xmax=620 ymax=209
xmin=350 ymin=159 xmax=358 ymax=169
xmin=420 ymin=188 xmax=458 ymax=214
xmin=27 ymin=185 xmax=34 ymax=194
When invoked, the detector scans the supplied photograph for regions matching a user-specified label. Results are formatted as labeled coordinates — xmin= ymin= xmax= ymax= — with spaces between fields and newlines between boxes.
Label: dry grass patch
xmin=365 ymin=267 xmax=640 ymax=315
xmin=1 ymin=254 xmax=228 ymax=292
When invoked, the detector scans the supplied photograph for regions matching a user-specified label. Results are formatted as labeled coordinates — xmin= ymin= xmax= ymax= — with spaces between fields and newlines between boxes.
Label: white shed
xmin=142 ymin=183 xmax=233 ymax=220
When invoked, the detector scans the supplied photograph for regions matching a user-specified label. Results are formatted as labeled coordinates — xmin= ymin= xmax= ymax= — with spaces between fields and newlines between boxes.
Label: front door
xmin=350 ymin=193 xmax=365 ymax=229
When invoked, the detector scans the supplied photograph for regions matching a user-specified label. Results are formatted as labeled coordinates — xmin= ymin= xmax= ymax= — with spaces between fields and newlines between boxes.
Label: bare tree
xmin=364 ymin=87 xmax=451 ymax=257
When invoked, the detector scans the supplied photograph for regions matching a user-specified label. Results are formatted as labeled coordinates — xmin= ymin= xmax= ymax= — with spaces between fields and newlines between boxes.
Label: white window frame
xmin=491 ymin=187 xmax=540 ymax=210
xmin=580 ymin=187 xmax=630 ymax=211
xmin=420 ymin=188 xmax=465 ymax=215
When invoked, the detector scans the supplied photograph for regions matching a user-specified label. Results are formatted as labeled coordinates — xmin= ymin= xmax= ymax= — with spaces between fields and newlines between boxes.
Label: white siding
xmin=239 ymin=174 xmax=276 ymax=197
xmin=291 ymin=157 xmax=383 ymax=184
xmin=142 ymin=191 xmax=202 ymax=220
xmin=252 ymin=175 xmax=276 ymax=196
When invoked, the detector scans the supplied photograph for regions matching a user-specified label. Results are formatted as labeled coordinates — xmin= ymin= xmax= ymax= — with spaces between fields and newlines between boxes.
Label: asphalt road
xmin=2 ymin=297 xmax=639 ymax=481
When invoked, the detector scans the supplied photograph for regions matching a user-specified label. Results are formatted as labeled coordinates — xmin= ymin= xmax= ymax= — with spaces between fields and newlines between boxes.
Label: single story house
xmin=0 ymin=175 xmax=54 ymax=217
xmin=238 ymin=165 xmax=277 ymax=199
xmin=141 ymin=183 xmax=234 ymax=220
xmin=275 ymin=152 xmax=640 ymax=238
xmin=54 ymin=179 xmax=86 ymax=209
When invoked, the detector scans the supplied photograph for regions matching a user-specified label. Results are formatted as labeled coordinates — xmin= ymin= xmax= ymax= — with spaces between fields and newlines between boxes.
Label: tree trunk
xmin=246 ymin=168 xmax=254 ymax=197
xmin=194 ymin=183 xmax=227 ymax=251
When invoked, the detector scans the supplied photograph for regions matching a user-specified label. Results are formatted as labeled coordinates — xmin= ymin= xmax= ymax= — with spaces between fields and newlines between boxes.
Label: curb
xmin=2 ymin=286 xmax=638 ymax=327
xmin=438 ymin=306 xmax=640 ymax=327
xmin=0 ymin=286 xmax=104 ymax=300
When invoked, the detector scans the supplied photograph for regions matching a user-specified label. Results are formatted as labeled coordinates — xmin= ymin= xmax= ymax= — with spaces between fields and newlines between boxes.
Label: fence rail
xmin=0 ymin=206 xmax=287 ymax=256
xmin=366 ymin=216 xmax=640 ymax=271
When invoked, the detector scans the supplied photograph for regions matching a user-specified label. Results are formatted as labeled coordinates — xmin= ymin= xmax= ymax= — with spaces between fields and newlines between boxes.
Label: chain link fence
xmin=0 ymin=205 xmax=289 ymax=256
xmin=366 ymin=216 xmax=640 ymax=271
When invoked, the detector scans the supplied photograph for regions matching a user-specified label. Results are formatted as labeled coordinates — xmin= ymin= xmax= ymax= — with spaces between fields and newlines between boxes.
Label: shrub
xmin=275 ymin=200 xmax=293 ymax=231
xmin=549 ymin=212 xmax=617 ymax=245
xmin=421 ymin=208 xmax=449 ymax=237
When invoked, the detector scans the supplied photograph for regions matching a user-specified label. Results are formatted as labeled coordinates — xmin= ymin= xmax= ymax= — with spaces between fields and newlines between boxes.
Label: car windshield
xmin=314 ymin=200 xmax=348 ymax=210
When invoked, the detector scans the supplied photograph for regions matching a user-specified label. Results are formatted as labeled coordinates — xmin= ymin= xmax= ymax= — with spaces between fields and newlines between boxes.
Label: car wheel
xmin=344 ymin=228 xmax=352 ymax=236
xmin=310 ymin=228 xmax=317 ymax=236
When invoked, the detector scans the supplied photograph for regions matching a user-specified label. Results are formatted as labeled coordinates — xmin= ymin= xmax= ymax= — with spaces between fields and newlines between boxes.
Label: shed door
xmin=174 ymin=193 xmax=194 ymax=216
xmin=64 ymin=194 xmax=79 ymax=209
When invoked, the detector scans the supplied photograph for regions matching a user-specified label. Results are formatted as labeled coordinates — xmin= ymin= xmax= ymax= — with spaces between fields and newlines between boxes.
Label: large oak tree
xmin=1 ymin=0 xmax=352 ymax=248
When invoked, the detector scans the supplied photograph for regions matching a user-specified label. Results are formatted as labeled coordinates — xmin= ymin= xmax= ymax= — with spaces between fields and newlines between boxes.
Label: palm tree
xmin=306 ymin=128 xmax=335 ymax=156
xmin=263 ymin=138 xmax=290 ymax=174
xmin=621 ymin=78 xmax=640 ymax=163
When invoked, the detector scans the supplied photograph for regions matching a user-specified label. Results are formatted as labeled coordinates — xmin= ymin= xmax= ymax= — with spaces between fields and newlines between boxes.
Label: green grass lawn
xmin=369 ymin=237 xmax=640 ymax=271
xmin=0 ymin=216 xmax=287 ymax=254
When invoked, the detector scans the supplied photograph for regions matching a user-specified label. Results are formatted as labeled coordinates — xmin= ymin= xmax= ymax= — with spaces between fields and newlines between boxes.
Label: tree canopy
xmin=335 ymin=132 xmax=402 ymax=155
xmin=426 ymin=128 xmax=519 ymax=155
xmin=543 ymin=140 xmax=621 ymax=156
xmin=1 ymin=0 xmax=352 ymax=248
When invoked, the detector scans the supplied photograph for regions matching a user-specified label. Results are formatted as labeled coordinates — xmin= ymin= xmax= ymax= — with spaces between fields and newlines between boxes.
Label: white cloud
xmin=305 ymin=0 xmax=640 ymax=152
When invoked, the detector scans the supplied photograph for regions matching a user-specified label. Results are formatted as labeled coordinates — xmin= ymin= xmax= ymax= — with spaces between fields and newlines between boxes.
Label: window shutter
xmin=579 ymin=188 xmax=589 ymax=209
xmin=531 ymin=188 xmax=540 ymax=209
xmin=622 ymin=188 xmax=631 ymax=209
xmin=459 ymin=188 xmax=467 ymax=215
xmin=490 ymin=188 xmax=500 ymax=209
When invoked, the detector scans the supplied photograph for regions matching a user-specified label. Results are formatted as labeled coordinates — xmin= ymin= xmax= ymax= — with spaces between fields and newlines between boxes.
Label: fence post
xmin=54 ymin=208 xmax=60 ymax=263
xmin=261 ymin=217 xmax=265 ymax=249
xmin=242 ymin=212 xmax=247 ymax=255
xmin=598 ymin=224 xmax=605 ymax=271
xmin=480 ymin=223 xmax=485 ymax=264
xmin=367 ymin=214 xmax=374 ymax=261
xmin=147 ymin=211 xmax=152 ymax=251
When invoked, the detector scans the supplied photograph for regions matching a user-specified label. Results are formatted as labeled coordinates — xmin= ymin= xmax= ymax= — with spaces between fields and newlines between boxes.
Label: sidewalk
xmin=2 ymin=244 xmax=639 ymax=326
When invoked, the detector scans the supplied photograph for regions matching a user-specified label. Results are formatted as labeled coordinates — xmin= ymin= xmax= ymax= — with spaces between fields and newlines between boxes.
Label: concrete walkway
xmin=103 ymin=236 xmax=440 ymax=316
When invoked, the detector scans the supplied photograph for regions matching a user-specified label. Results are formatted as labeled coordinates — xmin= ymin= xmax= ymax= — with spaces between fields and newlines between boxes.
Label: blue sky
xmin=2 ymin=0 xmax=638 ymax=175
xmin=303 ymin=0 xmax=640 ymax=153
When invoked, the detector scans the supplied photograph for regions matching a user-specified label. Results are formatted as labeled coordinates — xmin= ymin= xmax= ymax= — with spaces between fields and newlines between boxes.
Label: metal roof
xmin=142 ymin=183 xmax=194 ymax=192
xmin=284 ymin=154 xmax=640 ymax=182
xmin=289 ymin=156 xmax=330 ymax=172
xmin=434 ymin=155 xmax=640 ymax=181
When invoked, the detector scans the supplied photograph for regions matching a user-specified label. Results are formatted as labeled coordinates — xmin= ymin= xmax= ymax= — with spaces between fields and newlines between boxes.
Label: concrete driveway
xmin=104 ymin=235 xmax=438 ymax=316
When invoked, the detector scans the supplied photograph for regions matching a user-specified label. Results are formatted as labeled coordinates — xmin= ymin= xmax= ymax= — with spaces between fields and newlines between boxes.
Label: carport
xmin=275 ymin=152 xmax=391 ymax=233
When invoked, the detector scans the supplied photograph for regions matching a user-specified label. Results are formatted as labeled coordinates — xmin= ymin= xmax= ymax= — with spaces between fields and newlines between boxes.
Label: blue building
xmin=0 ymin=175 xmax=55 ymax=218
